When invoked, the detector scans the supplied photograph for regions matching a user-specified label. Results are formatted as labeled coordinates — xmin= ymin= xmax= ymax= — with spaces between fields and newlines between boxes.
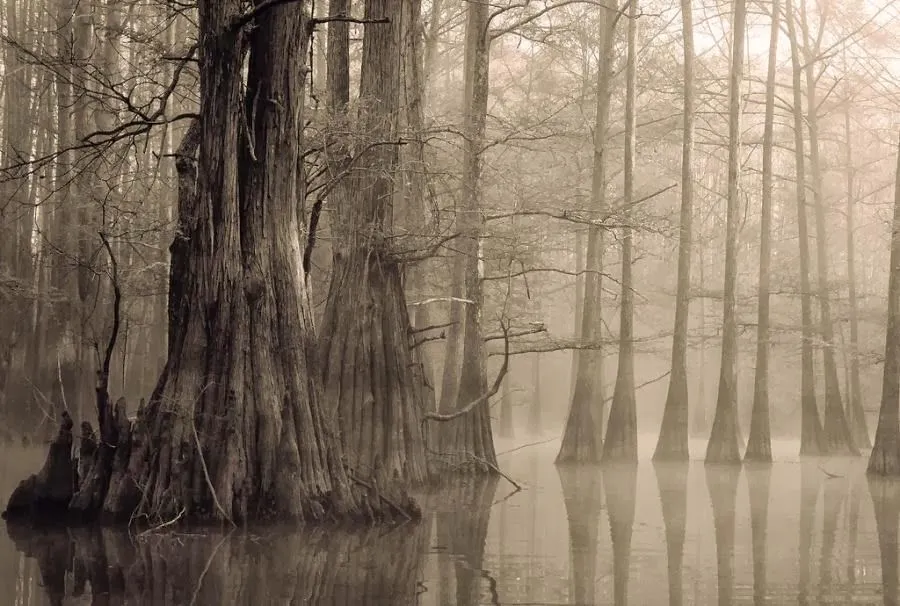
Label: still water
xmin=0 ymin=437 xmax=896 ymax=605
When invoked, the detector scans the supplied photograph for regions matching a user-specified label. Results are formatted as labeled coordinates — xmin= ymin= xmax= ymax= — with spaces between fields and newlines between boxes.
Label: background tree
xmin=705 ymin=0 xmax=748 ymax=464
xmin=653 ymin=0 xmax=695 ymax=462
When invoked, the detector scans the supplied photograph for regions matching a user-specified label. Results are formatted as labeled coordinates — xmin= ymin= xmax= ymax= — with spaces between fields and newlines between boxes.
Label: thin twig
xmin=136 ymin=507 xmax=186 ymax=538
xmin=56 ymin=351 xmax=68 ymax=412
xmin=496 ymin=436 xmax=558 ymax=456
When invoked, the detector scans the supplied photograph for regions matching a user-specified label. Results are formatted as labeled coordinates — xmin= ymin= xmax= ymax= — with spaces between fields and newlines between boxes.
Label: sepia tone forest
xmin=2 ymin=0 xmax=900 ymax=526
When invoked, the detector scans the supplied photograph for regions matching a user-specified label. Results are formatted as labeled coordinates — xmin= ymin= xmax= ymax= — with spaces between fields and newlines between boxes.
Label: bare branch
xmin=425 ymin=320 xmax=510 ymax=422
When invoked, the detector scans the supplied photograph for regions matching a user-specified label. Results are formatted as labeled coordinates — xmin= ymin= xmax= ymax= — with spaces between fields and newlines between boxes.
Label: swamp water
xmin=0 ymin=437 xmax=896 ymax=605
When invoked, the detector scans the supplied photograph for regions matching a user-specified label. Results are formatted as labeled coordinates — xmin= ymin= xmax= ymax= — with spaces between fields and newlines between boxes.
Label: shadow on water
xmin=6 ymin=517 xmax=431 ymax=605
xmin=602 ymin=464 xmax=637 ymax=606
xmin=558 ymin=465 xmax=602 ymax=605
xmin=704 ymin=464 xmax=739 ymax=606
xmin=870 ymin=475 xmax=900 ymax=606
xmin=654 ymin=462 xmax=688 ymax=606
xmin=745 ymin=464 xmax=771 ymax=606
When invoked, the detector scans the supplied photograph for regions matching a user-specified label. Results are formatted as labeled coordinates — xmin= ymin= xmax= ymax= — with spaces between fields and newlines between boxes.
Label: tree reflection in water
xmin=7 ymin=517 xmax=430 ymax=605
xmin=558 ymin=465 xmax=602 ymax=605
xmin=819 ymin=468 xmax=847 ymax=595
xmin=745 ymin=464 xmax=771 ymax=606
xmin=654 ymin=462 xmax=688 ymax=606
xmin=798 ymin=460 xmax=823 ymax=605
xmin=432 ymin=474 xmax=500 ymax=605
xmin=602 ymin=464 xmax=637 ymax=606
xmin=869 ymin=476 xmax=900 ymax=606
xmin=704 ymin=464 xmax=739 ymax=606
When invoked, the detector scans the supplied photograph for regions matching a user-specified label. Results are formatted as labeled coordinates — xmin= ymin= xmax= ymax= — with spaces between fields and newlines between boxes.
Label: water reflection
xmin=7 ymin=518 xmax=430 ymax=605
xmin=705 ymin=465 xmax=739 ymax=606
xmin=6 ymin=446 xmax=900 ymax=605
xmin=798 ymin=460 xmax=823 ymax=604
xmin=653 ymin=462 xmax=687 ymax=606
xmin=558 ymin=466 xmax=602 ymax=605
xmin=433 ymin=475 xmax=500 ymax=605
xmin=745 ymin=464 xmax=771 ymax=606
xmin=819 ymin=468 xmax=846 ymax=594
xmin=602 ymin=465 xmax=637 ymax=606
xmin=870 ymin=476 xmax=900 ymax=606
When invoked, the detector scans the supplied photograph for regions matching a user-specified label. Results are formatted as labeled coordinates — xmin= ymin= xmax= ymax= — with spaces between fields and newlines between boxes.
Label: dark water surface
xmin=0 ymin=437 xmax=897 ymax=605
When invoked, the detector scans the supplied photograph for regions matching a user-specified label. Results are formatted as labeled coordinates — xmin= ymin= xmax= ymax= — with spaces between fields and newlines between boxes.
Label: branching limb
xmin=425 ymin=320 xmax=509 ymax=422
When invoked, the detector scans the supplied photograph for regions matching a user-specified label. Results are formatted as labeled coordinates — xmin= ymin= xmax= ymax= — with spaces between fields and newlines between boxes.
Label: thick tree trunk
xmin=785 ymin=0 xmax=826 ymax=457
xmin=321 ymin=0 xmax=430 ymax=485
xmin=868 ymin=131 xmax=900 ymax=475
xmin=603 ymin=0 xmax=638 ymax=464
xmin=654 ymin=0 xmax=694 ymax=462
xmin=744 ymin=0 xmax=780 ymax=462
xmin=3 ymin=1 xmax=416 ymax=526
xmin=557 ymin=0 xmax=615 ymax=464
xmin=705 ymin=0 xmax=746 ymax=464
xmin=653 ymin=463 xmax=688 ymax=606
xmin=799 ymin=0 xmax=857 ymax=456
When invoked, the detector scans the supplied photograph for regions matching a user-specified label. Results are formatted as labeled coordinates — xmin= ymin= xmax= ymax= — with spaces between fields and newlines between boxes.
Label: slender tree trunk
xmin=785 ymin=0 xmax=826 ymax=456
xmin=843 ymin=81 xmax=870 ymax=449
xmin=868 ymin=131 xmax=900 ymax=475
xmin=498 ymin=368 xmax=514 ymax=439
xmin=799 ymin=0 xmax=857 ymax=456
xmin=602 ymin=0 xmax=638 ymax=464
xmin=692 ymin=249 xmax=708 ymax=437
xmin=654 ymin=0 xmax=694 ymax=461
xmin=557 ymin=0 xmax=616 ymax=464
xmin=705 ymin=0 xmax=746 ymax=464
xmin=569 ymin=228 xmax=585 ymax=399
xmin=436 ymin=0 xmax=497 ymax=471
xmin=528 ymin=352 xmax=542 ymax=435
xmin=744 ymin=0 xmax=780 ymax=462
